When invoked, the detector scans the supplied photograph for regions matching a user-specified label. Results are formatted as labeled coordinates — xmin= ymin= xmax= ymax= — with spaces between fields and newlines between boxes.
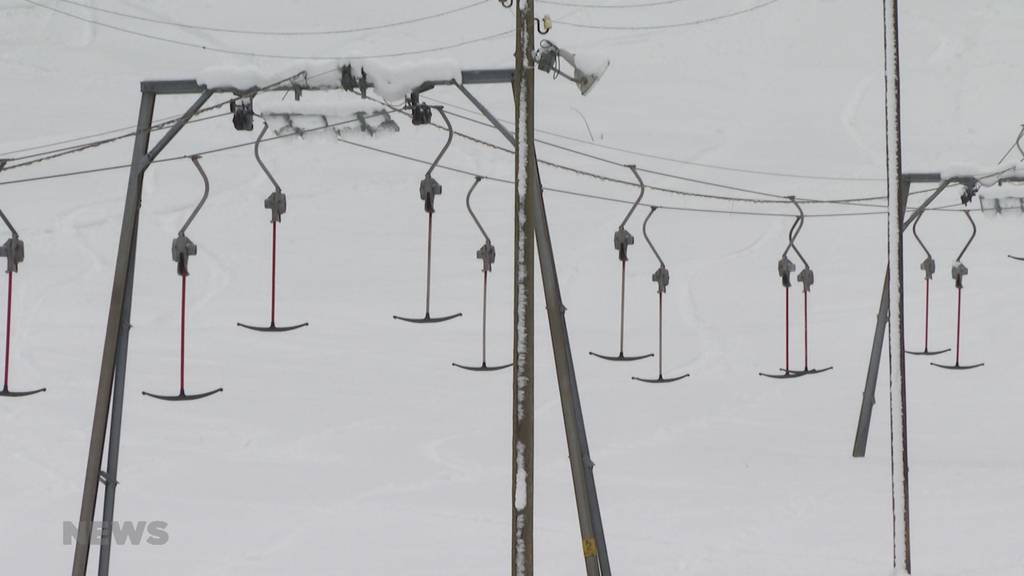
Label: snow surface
xmin=3 ymin=1 xmax=1024 ymax=575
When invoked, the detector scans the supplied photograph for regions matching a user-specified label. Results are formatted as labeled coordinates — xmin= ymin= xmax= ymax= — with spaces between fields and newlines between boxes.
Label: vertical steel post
xmin=882 ymin=0 xmax=911 ymax=570
xmin=457 ymin=81 xmax=612 ymax=576
xmin=512 ymin=1 xmax=535 ymax=574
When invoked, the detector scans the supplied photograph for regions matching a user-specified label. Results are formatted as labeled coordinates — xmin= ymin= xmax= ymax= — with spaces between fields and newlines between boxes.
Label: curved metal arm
xmin=911 ymin=210 xmax=932 ymax=262
xmin=786 ymin=197 xmax=810 ymax=269
xmin=956 ymin=209 xmax=977 ymax=262
xmin=641 ymin=206 xmax=664 ymax=268
xmin=465 ymin=176 xmax=490 ymax=245
xmin=0 ymin=161 xmax=14 ymax=239
xmin=0 ymin=208 xmax=17 ymax=240
xmin=618 ymin=165 xmax=645 ymax=230
xmin=255 ymin=123 xmax=282 ymax=194
xmin=426 ymin=106 xmax=453 ymax=179
xmin=1016 ymin=125 xmax=1024 ymax=162
xmin=179 ymin=156 xmax=210 ymax=237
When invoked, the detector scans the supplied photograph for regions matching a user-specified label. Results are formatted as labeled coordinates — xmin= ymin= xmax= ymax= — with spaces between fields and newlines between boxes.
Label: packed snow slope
xmin=2 ymin=1 xmax=1024 ymax=574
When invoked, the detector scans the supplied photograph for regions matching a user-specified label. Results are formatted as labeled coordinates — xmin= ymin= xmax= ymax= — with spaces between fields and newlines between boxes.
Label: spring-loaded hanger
xmin=632 ymin=207 xmax=690 ymax=383
xmin=143 ymin=156 xmax=223 ymax=401
xmin=932 ymin=210 xmax=984 ymax=370
xmin=760 ymin=198 xmax=834 ymax=379
xmin=0 ymin=164 xmax=45 ymax=397
xmin=238 ymin=123 xmax=309 ymax=333
xmin=453 ymin=177 xmax=512 ymax=371
xmin=907 ymin=211 xmax=950 ymax=356
xmin=590 ymin=165 xmax=654 ymax=362
xmin=395 ymin=106 xmax=462 ymax=324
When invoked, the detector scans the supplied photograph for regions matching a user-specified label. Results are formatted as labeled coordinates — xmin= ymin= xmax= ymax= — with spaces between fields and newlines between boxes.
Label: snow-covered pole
xmin=512 ymin=1 xmax=535 ymax=575
xmin=882 ymin=0 xmax=912 ymax=572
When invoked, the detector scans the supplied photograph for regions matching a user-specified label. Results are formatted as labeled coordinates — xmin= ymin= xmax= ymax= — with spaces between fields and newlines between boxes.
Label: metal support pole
xmin=882 ymin=1 xmax=911 ymax=569
xmin=459 ymin=80 xmax=612 ymax=576
xmin=97 ymin=241 xmax=136 ymax=575
xmin=73 ymin=88 xmax=212 ymax=576
xmin=852 ymin=176 xmax=944 ymax=457
xmin=512 ymin=1 xmax=535 ymax=574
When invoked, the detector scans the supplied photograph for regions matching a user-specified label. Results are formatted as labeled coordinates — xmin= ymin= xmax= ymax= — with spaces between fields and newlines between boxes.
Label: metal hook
xmin=536 ymin=15 xmax=552 ymax=35
xmin=255 ymin=122 xmax=282 ymax=194
xmin=1016 ymin=125 xmax=1024 ymax=162
xmin=0 ymin=161 xmax=13 ymax=240
xmin=912 ymin=210 xmax=936 ymax=280
xmin=785 ymin=197 xmax=815 ymax=293
xmin=465 ymin=176 xmax=490 ymax=246
xmin=643 ymin=206 xmax=670 ymax=294
xmin=178 ymin=156 xmax=209 ymax=238
xmin=641 ymin=206 xmax=664 ymax=269
xmin=781 ymin=197 xmax=805 ymax=262
xmin=498 ymin=0 xmax=512 ymax=7
xmin=619 ymin=165 xmax=645 ymax=231
xmin=426 ymin=106 xmax=454 ymax=179
xmin=956 ymin=210 xmax=977 ymax=264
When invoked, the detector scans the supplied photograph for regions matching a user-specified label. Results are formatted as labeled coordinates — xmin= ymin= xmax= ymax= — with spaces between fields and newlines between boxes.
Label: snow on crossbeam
xmin=186 ymin=59 xmax=509 ymax=101
xmin=938 ymin=163 xmax=1024 ymax=188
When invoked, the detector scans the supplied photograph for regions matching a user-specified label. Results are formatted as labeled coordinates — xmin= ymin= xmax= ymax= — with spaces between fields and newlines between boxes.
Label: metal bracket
xmin=0 ymin=210 xmax=24 ymax=275
xmin=98 ymin=470 xmax=118 ymax=487
xmin=231 ymin=96 xmax=254 ymax=131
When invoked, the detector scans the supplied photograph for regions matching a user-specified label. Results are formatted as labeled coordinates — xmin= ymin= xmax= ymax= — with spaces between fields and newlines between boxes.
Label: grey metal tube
xmin=72 ymin=89 xmax=156 ymax=576
xmin=254 ymin=124 xmax=282 ymax=194
xmin=426 ymin=107 xmax=453 ymax=179
xmin=618 ymin=165 xmax=644 ymax=231
xmin=641 ymin=207 xmax=663 ymax=268
xmin=465 ymin=176 xmax=490 ymax=244
xmin=0 ymin=207 xmax=18 ymax=239
xmin=97 ymin=227 xmax=137 ymax=576
xmin=178 ymin=156 xmax=210 ymax=237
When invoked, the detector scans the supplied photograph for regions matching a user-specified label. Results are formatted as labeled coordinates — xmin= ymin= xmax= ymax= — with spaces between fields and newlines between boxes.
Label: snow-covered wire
xmin=555 ymin=0 xmax=782 ymax=30
xmin=47 ymin=0 xmax=491 ymax=36
xmin=21 ymin=0 xmax=512 ymax=60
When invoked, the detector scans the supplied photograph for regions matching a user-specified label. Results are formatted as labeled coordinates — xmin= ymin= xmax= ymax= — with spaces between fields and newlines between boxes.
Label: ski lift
xmin=453 ymin=177 xmax=512 ymax=372
xmin=907 ymin=211 xmax=950 ymax=356
xmin=932 ymin=210 xmax=984 ymax=370
xmin=238 ymin=123 xmax=309 ymax=333
xmin=142 ymin=156 xmax=223 ymax=401
xmin=632 ymin=207 xmax=689 ymax=384
xmin=760 ymin=198 xmax=833 ymax=379
xmin=394 ymin=106 xmax=462 ymax=324
xmin=0 ymin=195 xmax=45 ymax=398
xmin=590 ymin=165 xmax=653 ymax=362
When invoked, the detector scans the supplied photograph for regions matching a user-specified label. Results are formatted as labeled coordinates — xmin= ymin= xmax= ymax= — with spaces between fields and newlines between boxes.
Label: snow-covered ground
xmin=2 ymin=1 xmax=1024 ymax=574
